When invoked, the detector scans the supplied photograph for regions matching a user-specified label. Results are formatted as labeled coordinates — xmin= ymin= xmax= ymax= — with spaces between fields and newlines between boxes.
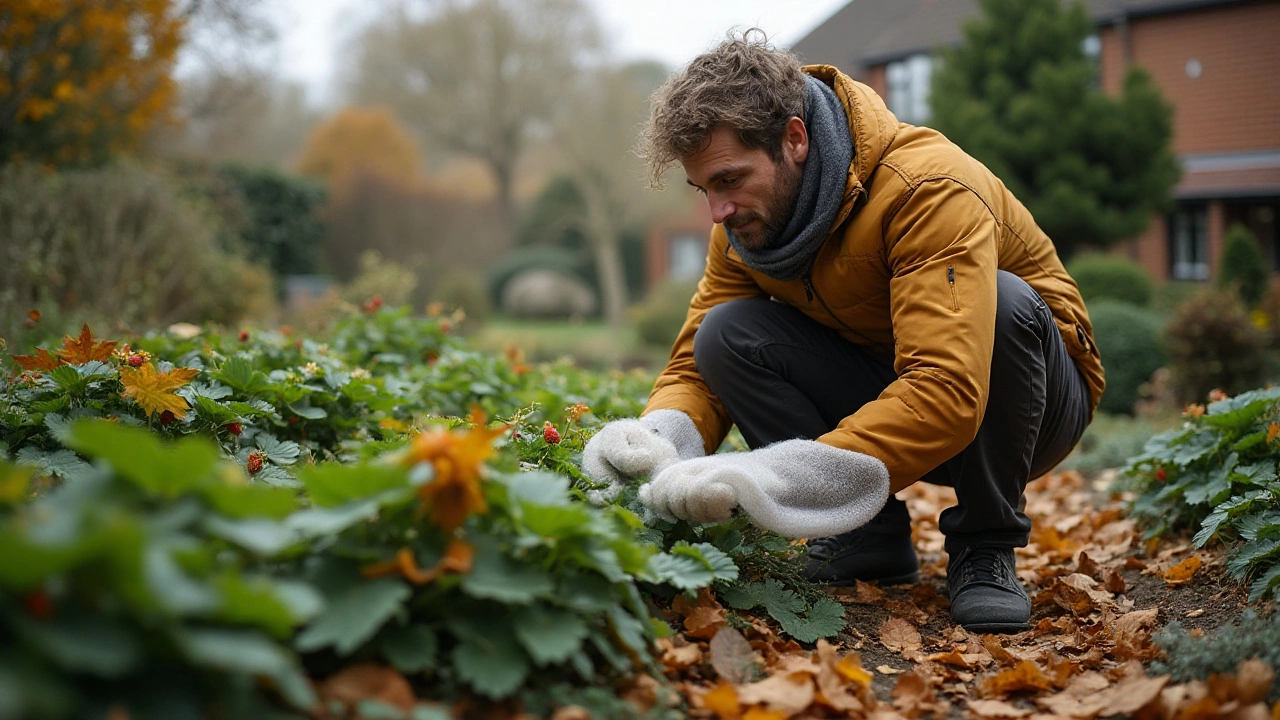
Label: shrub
xmin=342 ymin=250 xmax=418 ymax=309
xmin=1217 ymin=223 xmax=1269 ymax=308
xmin=1164 ymin=290 xmax=1269 ymax=403
xmin=0 ymin=163 xmax=269 ymax=340
xmin=488 ymin=246 xmax=594 ymax=310
xmin=631 ymin=280 xmax=699 ymax=349
xmin=1152 ymin=611 xmax=1280 ymax=700
xmin=216 ymin=163 xmax=328 ymax=278
xmin=1088 ymin=300 xmax=1166 ymax=414
xmin=1067 ymin=253 xmax=1155 ymax=308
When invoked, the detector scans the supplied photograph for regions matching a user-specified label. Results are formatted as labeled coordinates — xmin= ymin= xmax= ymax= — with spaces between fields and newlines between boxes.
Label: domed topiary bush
xmin=1088 ymin=300 xmax=1166 ymax=415
xmin=1067 ymin=254 xmax=1155 ymax=308
xmin=1164 ymin=289 xmax=1269 ymax=403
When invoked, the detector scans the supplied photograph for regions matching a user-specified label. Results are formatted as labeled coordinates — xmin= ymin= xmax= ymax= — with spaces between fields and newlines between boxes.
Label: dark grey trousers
xmin=692 ymin=270 xmax=1092 ymax=552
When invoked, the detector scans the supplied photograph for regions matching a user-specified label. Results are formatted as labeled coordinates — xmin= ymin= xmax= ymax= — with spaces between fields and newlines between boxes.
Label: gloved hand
xmin=638 ymin=439 xmax=890 ymax=538
xmin=581 ymin=409 xmax=704 ymax=504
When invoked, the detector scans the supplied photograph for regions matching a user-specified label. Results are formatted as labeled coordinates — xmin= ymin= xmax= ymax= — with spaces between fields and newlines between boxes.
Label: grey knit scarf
xmin=725 ymin=75 xmax=853 ymax=282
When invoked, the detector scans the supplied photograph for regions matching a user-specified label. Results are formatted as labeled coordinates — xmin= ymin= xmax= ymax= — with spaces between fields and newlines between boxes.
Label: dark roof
xmin=790 ymin=0 xmax=1251 ymax=72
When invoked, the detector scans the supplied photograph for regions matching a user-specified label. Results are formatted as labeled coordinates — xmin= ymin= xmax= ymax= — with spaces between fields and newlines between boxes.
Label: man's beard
xmin=726 ymin=159 xmax=804 ymax=251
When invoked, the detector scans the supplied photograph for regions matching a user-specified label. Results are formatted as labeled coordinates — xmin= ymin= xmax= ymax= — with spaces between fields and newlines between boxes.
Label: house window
xmin=1169 ymin=203 xmax=1209 ymax=280
xmin=886 ymin=54 xmax=933 ymax=125
xmin=1081 ymin=34 xmax=1102 ymax=90
xmin=669 ymin=234 xmax=706 ymax=281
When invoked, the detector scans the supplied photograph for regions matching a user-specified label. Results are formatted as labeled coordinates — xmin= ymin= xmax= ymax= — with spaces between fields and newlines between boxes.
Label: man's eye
xmin=721 ymin=177 xmax=740 ymax=187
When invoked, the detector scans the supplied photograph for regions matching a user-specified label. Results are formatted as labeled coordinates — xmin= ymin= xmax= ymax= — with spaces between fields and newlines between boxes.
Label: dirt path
xmin=651 ymin=470 xmax=1277 ymax=719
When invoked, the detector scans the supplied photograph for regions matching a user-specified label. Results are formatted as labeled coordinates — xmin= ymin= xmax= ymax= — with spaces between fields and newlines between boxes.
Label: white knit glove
xmin=581 ymin=409 xmax=704 ymax=504
xmin=638 ymin=439 xmax=890 ymax=538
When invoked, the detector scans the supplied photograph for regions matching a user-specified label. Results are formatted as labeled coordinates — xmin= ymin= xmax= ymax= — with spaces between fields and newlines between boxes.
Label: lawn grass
xmin=471 ymin=316 xmax=669 ymax=370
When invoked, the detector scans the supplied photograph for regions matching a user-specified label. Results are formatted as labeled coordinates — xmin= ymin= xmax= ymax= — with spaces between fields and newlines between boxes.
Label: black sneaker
xmin=802 ymin=497 xmax=920 ymax=585
xmin=946 ymin=546 xmax=1031 ymax=633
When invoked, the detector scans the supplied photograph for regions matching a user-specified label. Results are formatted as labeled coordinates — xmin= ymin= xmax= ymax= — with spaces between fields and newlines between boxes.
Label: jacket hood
xmin=802 ymin=65 xmax=900 ymax=218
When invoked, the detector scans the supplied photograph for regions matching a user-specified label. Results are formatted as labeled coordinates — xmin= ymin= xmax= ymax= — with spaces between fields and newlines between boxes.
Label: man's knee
xmin=994 ymin=270 xmax=1046 ymax=337
xmin=693 ymin=298 xmax=769 ymax=380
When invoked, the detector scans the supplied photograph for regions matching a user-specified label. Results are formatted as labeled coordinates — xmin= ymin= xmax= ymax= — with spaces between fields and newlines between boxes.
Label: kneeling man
xmin=582 ymin=31 xmax=1103 ymax=633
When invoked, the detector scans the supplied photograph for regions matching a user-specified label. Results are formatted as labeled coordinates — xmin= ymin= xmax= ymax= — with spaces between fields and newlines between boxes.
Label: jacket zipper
xmin=947 ymin=264 xmax=959 ymax=311
xmin=802 ymin=271 xmax=889 ymax=355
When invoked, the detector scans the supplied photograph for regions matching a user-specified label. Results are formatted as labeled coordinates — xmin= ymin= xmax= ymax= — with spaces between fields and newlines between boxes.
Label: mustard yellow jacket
xmin=643 ymin=66 xmax=1105 ymax=490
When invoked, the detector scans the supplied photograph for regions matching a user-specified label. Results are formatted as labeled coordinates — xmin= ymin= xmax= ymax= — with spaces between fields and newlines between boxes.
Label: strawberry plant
xmin=1124 ymin=387 xmax=1280 ymax=601
xmin=1 ymin=305 xmax=850 ymax=717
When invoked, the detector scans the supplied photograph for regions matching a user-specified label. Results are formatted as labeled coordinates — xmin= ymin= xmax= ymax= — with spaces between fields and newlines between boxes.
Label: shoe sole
xmin=958 ymin=621 xmax=1030 ymax=634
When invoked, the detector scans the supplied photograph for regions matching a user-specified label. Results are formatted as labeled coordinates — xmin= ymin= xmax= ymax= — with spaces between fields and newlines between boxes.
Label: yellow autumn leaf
xmin=119 ymin=362 xmax=199 ymax=418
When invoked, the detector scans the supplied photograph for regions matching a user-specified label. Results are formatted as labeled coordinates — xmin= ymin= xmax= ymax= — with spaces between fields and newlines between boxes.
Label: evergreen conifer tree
xmin=930 ymin=0 xmax=1180 ymax=259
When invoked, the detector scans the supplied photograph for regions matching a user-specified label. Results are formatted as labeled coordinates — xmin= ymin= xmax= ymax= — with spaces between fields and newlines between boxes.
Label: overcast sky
xmin=268 ymin=0 xmax=850 ymax=106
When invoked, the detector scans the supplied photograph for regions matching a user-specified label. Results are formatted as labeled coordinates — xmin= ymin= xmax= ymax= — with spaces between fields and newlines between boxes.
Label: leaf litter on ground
xmin=653 ymin=469 xmax=1280 ymax=719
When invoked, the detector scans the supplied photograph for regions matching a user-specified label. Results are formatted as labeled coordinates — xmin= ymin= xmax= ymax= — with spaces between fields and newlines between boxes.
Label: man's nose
xmin=708 ymin=194 xmax=736 ymax=225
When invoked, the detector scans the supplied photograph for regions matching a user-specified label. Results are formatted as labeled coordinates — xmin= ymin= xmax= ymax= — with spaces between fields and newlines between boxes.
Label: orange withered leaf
xmin=57 ymin=324 xmax=117 ymax=365
xmin=701 ymin=682 xmax=740 ymax=719
xmin=361 ymin=539 xmax=474 ymax=585
xmin=1268 ymin=423 xmax=1279 ymax=443
xmin=1163 ymin=556 xmax=1203 ymax=585
xmin=118 ymin=363 xmax=199 ymax=418
xmin=13 ymin=347 xmax=64 ymax=371
xmin=405 ymin=411 xmax=507 ymax=532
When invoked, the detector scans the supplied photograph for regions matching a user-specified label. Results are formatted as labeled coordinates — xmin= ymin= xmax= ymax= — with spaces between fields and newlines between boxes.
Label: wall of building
xmin=1100 ymin=0 xmax=1280 ymax=155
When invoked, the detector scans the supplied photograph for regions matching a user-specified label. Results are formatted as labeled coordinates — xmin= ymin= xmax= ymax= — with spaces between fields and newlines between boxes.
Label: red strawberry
xmin=24 ymin=590 xmax=52 ymax=619
xmin=159 ymin=410 xmax=176 ymax=425
xmin=127 ymin=353 xmax=145 ymax=367
xmin=226 ymin=422 xmax=243 ymax=436
xmin=1154 ymin=467 xmax=1167 ymax=482
xmin=247 ymin=452 xmax=265 ymax=475
xmin=543 ymin=422 xmax=560 ymax=444
xmin=238 ymin=329 xmax=250 ymax=342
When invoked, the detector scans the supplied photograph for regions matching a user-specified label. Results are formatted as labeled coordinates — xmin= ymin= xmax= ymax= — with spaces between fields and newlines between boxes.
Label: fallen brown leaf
xmin=967 ymin=698 xmax=1031 ymax=718
xmin=710 ymin=627 xmax=757 ymax=685
xmin=658 ymin=638 xmax=704 ymax=671
xmin=700 ymin=681 xmax=740 ymax=720
xmin=1036 ymin=662 xmax=1168 ymax=718
xmin=1105 ymin=569 xmax=1127 ymax=594
xmin=880 ymin=617 xmax=923 ymax=658
xmin=1163 ymin=555 xmax=1203 ymax=585
xmin=976 ymin=660 xmax=1054 ymax=697
xmin=320 ymin=663 xmax=416 ymax=712
xmin=736 ymin=672 xmax=815 ymax=716
xmin=893 ymin=671 xmax=947 ymax=718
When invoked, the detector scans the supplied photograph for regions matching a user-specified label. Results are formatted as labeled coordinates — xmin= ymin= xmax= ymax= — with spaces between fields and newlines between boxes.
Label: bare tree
xmin=345 ymin=0 xmax=600 ymax=235
xmin=555 ymin=62 xmax=674 ymax=327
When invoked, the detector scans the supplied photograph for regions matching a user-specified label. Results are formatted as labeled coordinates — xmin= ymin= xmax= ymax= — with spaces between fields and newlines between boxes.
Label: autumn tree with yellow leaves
xmin=0 ymin=0 xmax=184 ymax=166
xmin=295 ymin=106 xmax=425 ymax=198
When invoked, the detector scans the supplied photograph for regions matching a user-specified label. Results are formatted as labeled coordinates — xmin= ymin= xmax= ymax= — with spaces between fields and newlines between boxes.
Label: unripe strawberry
xmin=238 ymin=329 xmax=249 ymax=342
xmin=226 ymin=422 xmax=243 ymax=436
xmin=543 ymin=422 xmax=560 ymax=444
xmin=160 ymin=410 xmax=176 ymax=425
xmin=24 ymin=590 xmax=52 ymax=619
xmin=247 ymin=452 xmax=265 ymax=475
xmin=127 ymin=353 xmax=145 ymax=367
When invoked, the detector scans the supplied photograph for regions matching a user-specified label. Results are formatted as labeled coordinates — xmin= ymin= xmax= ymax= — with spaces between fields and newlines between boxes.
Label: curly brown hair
xmin=637 ymin=28 xmax=807 ymax=188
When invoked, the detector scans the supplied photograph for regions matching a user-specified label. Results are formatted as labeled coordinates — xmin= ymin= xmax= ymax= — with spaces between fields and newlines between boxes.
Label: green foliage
xmin=1067 ymin=254 xmax=1154 ymax=307
xmin=1151 ymin=611 xmax=1280 ymax=700
xmin=930 ymin=0 xmax=1179 ymax=259
xmin=632 ymin=280 xmax=699 ymax=349
xmin=1088 ymin=300 xmax=1166 ymax=414
xmin=1163 ymin=290 xmax=1269 ymax=403
xmin=1217 ymin=224 xmax=1269 ymax=308
xmin=1124 ymin=387 xmax=1280 ymax=601
xmin=216 ymin=164 xmax=328 ymax=279
xmin=1 ymin=303 xmax=843 ymax=717
xmin=487 ymin=246 xmax=595 ymax=310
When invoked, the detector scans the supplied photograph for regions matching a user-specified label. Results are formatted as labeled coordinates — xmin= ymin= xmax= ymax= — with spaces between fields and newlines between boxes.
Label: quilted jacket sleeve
xmin=817 ymin=179 xmax=999 ymax=491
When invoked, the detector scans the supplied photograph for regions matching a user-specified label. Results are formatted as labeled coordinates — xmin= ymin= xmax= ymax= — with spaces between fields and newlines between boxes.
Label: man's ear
xmin=782 ymin=116 xmax=809 ymax=165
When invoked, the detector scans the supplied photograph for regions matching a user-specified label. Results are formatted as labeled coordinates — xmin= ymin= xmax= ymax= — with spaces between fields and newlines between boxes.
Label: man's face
xmin=683 ymin=124 xmax=806 ymax=251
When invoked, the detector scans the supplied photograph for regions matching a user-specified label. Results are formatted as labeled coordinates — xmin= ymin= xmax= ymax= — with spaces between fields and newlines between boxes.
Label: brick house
xmin=790 ymin=0 xmax=1280 ymax=283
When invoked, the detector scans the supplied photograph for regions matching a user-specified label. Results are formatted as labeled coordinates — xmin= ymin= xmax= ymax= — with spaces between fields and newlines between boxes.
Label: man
xmin=582 ymin=30 xmax=1103 ymax=633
